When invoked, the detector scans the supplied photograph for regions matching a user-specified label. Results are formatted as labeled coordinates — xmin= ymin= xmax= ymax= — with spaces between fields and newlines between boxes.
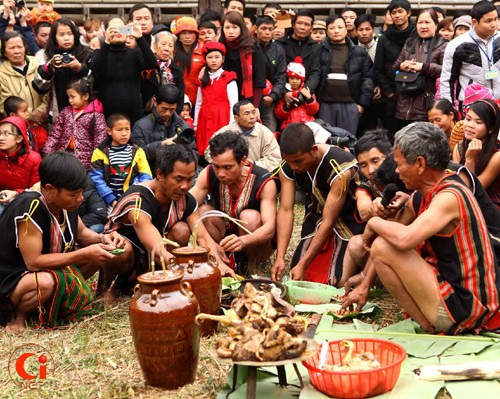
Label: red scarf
xmin=225 ymin=38 xmax=253 ymax=99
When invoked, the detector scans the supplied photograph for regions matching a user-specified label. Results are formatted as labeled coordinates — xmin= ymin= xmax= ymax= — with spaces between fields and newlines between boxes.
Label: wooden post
xmin=198 ymin=0 xmax=222 ymax=17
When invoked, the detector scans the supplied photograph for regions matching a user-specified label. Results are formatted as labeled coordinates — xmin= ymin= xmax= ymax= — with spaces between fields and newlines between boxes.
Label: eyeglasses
xmin=0 ymin=130 xmax=18 ymax=138
xmin=0 ymin=130 xmax=17 ymax=137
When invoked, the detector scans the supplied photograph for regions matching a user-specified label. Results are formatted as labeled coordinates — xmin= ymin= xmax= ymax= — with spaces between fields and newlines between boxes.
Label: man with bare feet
xmin=190 ymin=132 xmax=277 ymax=275
xmin=357 ymin=123 xmax=500 ymax=334
xmin=0 ymin=152 xmax=126 ymax=332
xmin=104 ymin=144 xmax=234 ymax=301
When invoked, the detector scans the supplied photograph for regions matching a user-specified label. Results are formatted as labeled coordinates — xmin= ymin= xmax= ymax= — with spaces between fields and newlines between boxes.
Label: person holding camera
xmin=131 ymin=84 xmax=195 ymax=175
xmin=33 ymin=18 xmax=92 ymax=117
xmin=90 ymin=15 xmax=157 ymax=125
xmin=275 ymin=56 xmax=319 ymax=130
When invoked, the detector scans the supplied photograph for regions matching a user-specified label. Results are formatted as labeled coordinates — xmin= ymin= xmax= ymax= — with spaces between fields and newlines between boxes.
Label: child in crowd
xmin=43 ymin=79 xmax=107 ymax=170
xmin=180 ymin=96 xmax=194 ymax=129
xmin=198 ymin=21 xmax=218 ymax=44
xmin=194 ymin=41 xmax=238 ymax=156
xmin=0 ymin=116 xmax=42 ymax=215
xmin=3 ymin=96 xmax=48 ymax=152
xmin=90 ymin=113 xmax=152 ymax=210
xmin=311 ymin=20 xmax=326 ymax=43
xmin=453 ymin=99 xmax=500 ymax=207
xmin=28 ymin=0 xmax=61 ymax=26
xmin=81 ymin=17 xmax=104 ymax=47
xmin=275 ymin=57 xmax=319 ymax=130
xmin=427 ymin=98 xmax=459 ymax=148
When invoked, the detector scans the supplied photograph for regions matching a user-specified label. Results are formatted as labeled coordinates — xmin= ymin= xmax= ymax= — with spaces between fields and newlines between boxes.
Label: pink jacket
xmin=43 ymin=99 xmax=108 ymax=170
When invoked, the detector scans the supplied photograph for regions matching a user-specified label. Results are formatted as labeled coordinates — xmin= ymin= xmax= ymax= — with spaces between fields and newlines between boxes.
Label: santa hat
xmin=463 ymin=83 xmax=494 ymax=107
xmin=286 ymin=57 xmax=306 ymax=81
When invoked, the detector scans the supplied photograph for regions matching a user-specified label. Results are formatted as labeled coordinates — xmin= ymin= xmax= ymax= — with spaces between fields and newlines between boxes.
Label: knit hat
xmin=313 ymin=20 xmax=326 ymax=31
xmin=463 ymin=83 xmax=494 ymax=107
xmin=151 ymin=24 xmax=170 ymax=36
xmin=286 ymin=56 xmax=306 ymax=81
xmin=453 ymin=15 xmax=472 ymax=29
xmin=202 ymin=41 xmax=226 ymax=56
xmin=175 ymin=17 xmax=199 ymax=36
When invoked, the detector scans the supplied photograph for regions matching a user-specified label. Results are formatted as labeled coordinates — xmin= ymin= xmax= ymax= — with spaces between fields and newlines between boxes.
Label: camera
xmin=15 ymin=0 xmax=25 ymax=8
xmin=0 ymin=192 xmax=7 ymax=200
xmin=61 ymin=53 xmax=72 ymax=64
xmin=328 ymin=136 xmax=351 ymax=148
xmin=173 ymin=128 xmax=195 ymax=145
xmin=117 ymin=25 xmax=133 ymax=35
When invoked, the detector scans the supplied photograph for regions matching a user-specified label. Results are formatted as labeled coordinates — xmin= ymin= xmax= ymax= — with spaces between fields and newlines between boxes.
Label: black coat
xmin=90 ymin=36 xmax=157 ymax=124
xmin=140 ymin=60 xmax=185 ymax=113
xmin=276 ymin=35 xmax=322 ymax=93
xmin=374 ymin=22 xmax=415 ymax=96
xmin=223 ymin=42 xmax=267 ymax=100
xmin=259 ymin=41 xmax=287 ymax=102
xmin=131 ymin=109 xmax=192 ymax=172
xmin=318 ymin=38 xmax=374 ymax=108
xmin=78 ymin=177 xmax=107 ymax=227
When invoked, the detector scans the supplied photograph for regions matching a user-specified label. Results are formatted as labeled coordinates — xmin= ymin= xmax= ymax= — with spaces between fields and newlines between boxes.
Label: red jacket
xmin=180 ymin=44 xmax=206 ymax=106
xmin=0 ymin=116 xmax=42 ymax=193
xmin=275 ymin=93 xmax=319 ymax=130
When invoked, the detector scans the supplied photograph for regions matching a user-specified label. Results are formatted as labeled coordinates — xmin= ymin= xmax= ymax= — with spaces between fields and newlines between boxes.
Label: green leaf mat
xmin=217 ymin=315 xmax=500 ymax=398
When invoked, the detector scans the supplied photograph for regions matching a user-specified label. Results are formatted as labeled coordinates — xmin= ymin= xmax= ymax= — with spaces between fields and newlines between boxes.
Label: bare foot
xmin=5 ymin=320 xmax=27 ymax=333
xmin=102 ymin=286 xmax=119 ymax=305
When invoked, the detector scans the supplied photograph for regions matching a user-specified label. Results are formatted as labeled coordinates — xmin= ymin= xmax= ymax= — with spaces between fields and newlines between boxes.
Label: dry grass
xmin=0 ymin=204 xmax=405 ymax=399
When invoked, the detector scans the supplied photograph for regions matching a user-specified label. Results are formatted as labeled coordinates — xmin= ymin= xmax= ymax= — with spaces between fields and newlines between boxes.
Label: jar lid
xmin=137 ymin=269 xmax=184 ymax=284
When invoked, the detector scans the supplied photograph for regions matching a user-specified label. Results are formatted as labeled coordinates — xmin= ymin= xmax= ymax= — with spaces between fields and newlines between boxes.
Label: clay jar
xmin=172 ymin=246 xmax=222 ymax=336
xmin=130 ymin=269 xmax=200 ymax=389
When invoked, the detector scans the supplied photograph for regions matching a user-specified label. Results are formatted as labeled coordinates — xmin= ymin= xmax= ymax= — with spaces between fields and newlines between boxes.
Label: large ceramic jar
xmin=172 ymin=246 xmax=222 ymax=336
xmin=130 ymin=269 xmax=200 ymax=389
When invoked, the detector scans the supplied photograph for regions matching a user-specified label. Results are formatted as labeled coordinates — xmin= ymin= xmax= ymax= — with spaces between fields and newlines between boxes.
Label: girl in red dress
xmin=194 ymin=42 xmax=238 ymax=157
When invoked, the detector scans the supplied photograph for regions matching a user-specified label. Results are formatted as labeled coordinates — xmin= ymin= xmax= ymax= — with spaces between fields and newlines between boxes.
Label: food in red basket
xmin=325 ymin=340 xmax=381 ymax=371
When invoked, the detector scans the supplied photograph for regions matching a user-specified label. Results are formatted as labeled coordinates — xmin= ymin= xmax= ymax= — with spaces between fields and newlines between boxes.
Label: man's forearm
xmin=275 ymin=209 xmax=293 ymax=260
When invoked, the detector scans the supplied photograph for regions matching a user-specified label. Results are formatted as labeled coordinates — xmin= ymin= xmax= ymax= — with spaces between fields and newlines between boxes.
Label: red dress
xmin=196 ymin=70 xmax=237 ymax=155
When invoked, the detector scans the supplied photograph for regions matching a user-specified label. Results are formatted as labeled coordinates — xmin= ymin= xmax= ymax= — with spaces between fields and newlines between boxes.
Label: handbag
xmin=395 ymin=36 xmax=436 ymax=95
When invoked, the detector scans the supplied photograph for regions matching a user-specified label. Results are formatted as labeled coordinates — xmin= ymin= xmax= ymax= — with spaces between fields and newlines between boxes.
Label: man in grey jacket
xmin=440 ymin=1 xmax=500 ymax=110
xmin=131 ymin=84 xmax=193 ymax=174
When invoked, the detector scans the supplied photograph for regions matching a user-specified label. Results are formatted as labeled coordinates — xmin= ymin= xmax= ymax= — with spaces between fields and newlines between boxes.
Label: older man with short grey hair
xmin=363 ymin=122 xmax=500 ymax=334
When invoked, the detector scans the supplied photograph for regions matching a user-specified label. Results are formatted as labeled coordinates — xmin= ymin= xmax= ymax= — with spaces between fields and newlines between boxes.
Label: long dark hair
xmin=220 ymin=11 xmax=254 ymax=52
xmin=44 ymin=18 xmax=91 ymax=62
xmin=460 ymin=100 xmax=500 ymax=175
xmin=174 ymin=34 xmax=198 ymax=73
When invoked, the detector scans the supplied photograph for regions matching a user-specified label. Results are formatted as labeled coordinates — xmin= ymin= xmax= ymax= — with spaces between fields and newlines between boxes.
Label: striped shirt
xmin=414 ymin=174 xmax=500 ymax=334
xmin=108 ymin=144 xmax=133 ymax=199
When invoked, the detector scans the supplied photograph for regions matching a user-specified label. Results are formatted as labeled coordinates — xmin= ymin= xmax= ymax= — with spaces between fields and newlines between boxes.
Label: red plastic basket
xmin=302 ymin=338 xmax=407 ymax=399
